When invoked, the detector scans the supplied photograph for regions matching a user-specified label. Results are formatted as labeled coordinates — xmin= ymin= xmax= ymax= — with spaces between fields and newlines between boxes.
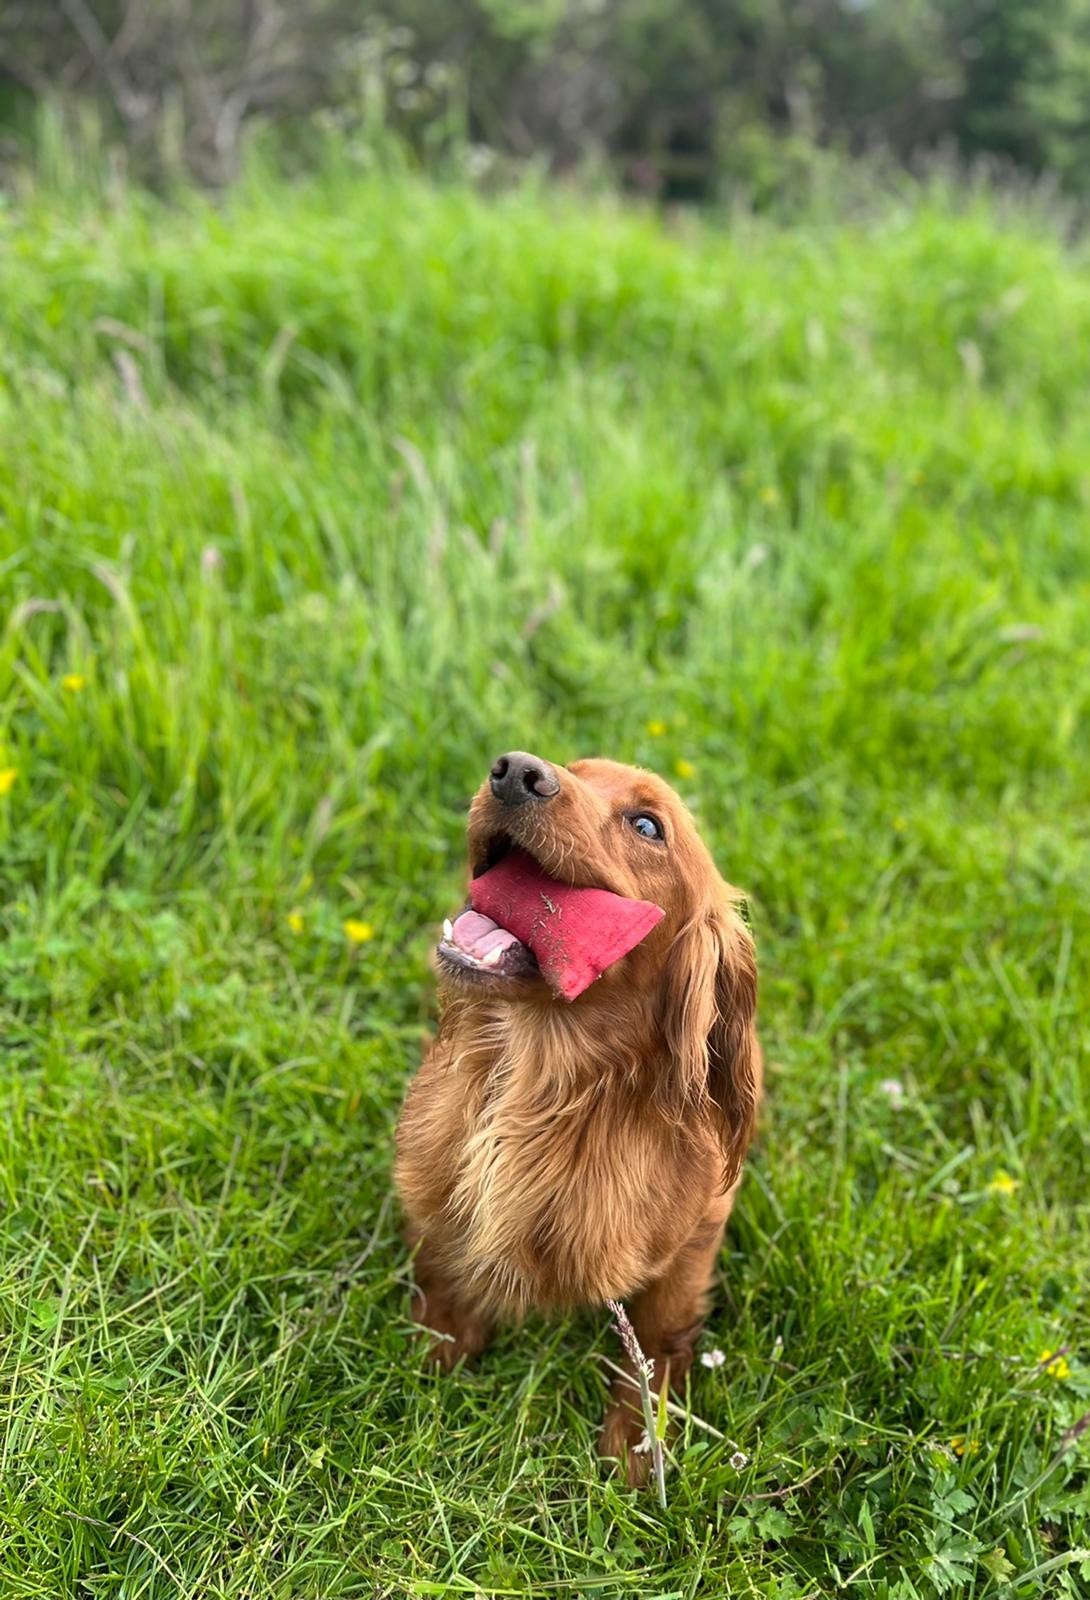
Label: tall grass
xmin=1 ymin=145 xmax=1088 ymax=1596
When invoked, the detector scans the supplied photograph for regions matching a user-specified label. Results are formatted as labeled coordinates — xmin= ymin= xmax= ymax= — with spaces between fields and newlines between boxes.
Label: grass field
xmin=1 ymin=146 xmax=1089 ymax=1597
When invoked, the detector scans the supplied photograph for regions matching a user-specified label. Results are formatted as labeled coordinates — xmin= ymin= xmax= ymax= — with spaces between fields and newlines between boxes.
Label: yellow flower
xmin=343 ymin=918 xmax=374 ymax=945
xmin=758 ymin=485 xmax=780 ymax=507
xmin=286 ymin=911 xmax=304 ymax=935
xmin=950 ymin=1436 xmax=980 ymax=1458
xmin=61 ymin=673 xmax=87 ymax=693
xmin=674 ymin=758 xmax=696 ymax=780
xmin=987 ymin=1172 xmax=1020 ymax=1196
xmin=1038 ymin=1350 xmax=1071 ymax=1381
xmin=646 ymin=719 xmax=667 ymax=738
xmin=0 ymin=767 xmax=17 ymax=795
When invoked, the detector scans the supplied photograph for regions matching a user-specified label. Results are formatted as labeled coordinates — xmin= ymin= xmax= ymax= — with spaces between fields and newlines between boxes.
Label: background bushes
xmin=3 ymin=1 xmax=1090 ymax=201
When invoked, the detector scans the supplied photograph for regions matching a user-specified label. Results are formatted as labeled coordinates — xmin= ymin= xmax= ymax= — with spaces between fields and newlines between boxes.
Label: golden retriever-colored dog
xmin=394 ymin=751 xmax=761 ymax=1482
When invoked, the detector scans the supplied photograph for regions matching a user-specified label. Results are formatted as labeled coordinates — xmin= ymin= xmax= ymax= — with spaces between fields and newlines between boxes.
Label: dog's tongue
xmin=469 ymin=849 xmax=664 ymax=1000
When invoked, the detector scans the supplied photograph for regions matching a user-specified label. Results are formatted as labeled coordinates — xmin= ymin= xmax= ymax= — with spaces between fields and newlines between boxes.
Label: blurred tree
xmin=942 ymin=0 xmax=1090 ymax=186
xmin=1 ymin=0 xmax=1089 ymax=199
xmin=0 ymin=0 xmax=370 ymax=184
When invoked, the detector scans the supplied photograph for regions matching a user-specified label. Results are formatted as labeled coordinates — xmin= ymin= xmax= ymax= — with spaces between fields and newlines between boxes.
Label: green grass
xmin=1 ymin=148 xmax=1089 ymax=1598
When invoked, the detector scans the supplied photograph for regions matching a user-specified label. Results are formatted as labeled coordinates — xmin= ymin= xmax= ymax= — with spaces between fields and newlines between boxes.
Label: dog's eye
xmin=629 ymin=813 xmax=664 ymax=842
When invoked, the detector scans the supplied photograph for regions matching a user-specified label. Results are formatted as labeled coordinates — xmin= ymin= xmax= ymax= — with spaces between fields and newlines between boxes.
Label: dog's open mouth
xmin=438 ymin=907 xmax=540 ymax=981
xmin=438 ymin=832 xmax=538 ymax=983
xmin=437 ymin=841 xmax=664 ymax=1001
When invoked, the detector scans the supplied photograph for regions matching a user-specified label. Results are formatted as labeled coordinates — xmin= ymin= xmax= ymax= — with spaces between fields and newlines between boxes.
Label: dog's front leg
xmin=408 ymin=1232 xmax=494 ymax=1372
xmin=599 ymin=1213 xmax=727 ymax=1486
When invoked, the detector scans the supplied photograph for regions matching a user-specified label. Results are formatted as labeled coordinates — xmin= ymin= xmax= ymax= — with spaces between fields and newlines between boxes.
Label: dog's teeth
xmin=482 ymin=946 xmax=503 ymax=966
xmin=442 ymin=919 xmax=454 ymax=940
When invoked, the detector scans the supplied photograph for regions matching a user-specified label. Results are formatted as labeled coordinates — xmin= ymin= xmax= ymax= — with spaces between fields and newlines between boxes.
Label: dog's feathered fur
xmin=394 ymin=756 xmax=761 ymax=1481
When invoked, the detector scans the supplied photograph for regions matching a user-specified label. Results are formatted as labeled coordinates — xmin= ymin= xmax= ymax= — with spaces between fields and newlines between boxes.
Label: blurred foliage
xmin=2 ymin=0 xmax=1090 ymax=199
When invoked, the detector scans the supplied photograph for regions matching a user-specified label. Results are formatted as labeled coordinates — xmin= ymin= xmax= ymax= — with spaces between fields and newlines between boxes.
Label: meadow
xmin=1 ymin=143 xmax=1089 ymax=1597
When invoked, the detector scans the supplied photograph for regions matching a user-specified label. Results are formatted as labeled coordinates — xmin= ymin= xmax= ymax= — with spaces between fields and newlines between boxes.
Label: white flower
xmin=701 ymin=1347 xmax=726 ymax=1369
xmin=729 ymin=1450 xmax=749 ymax=1470
xmin=879 ymin=1078 xmax=905 ymax=1108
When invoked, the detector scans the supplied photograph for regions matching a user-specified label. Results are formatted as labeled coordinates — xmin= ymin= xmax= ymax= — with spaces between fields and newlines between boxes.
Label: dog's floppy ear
xmin=660 ymin=895 xmax=760 ymax=1188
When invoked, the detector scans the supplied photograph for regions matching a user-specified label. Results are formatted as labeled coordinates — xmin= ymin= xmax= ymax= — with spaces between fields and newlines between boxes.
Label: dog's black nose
xmin=489 ymin=751 xmax=561 ymax=806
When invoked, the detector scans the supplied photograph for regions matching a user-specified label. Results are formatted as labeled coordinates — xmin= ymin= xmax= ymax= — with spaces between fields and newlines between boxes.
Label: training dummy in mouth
xmin=459 ymin=848 xmax=664 ymax=1000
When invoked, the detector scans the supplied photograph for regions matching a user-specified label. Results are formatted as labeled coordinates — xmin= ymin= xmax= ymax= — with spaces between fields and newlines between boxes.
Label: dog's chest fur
xmin=407 ymin=1008 xmax=711 ymax=1316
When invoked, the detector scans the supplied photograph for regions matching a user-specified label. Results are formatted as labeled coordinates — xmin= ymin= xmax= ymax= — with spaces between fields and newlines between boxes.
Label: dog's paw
xmin=424 ymin=1326 xmax=478 ymax=1372
xmin=598 ymin=1402 xmax=653 ymax=1488
xmin=413 ymin=1293 xmax=491 ymax=1372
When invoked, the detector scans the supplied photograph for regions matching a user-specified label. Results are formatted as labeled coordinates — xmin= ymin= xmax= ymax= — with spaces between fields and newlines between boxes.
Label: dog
xmin=394 ymin=751 xmax=761 ymax=1482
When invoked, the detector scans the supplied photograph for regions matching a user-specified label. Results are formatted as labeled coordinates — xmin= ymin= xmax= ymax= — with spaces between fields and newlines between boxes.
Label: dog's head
xmin=438 ymin=752 xmax=760 ymax=1179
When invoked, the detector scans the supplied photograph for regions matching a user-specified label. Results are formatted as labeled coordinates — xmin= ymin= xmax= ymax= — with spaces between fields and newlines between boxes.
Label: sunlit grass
xmin=0 ymin=153 xmax=1088 ymax=1597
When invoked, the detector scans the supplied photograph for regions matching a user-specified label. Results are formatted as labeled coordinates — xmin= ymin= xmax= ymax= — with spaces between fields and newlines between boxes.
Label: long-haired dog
xmin=394 ymin=751 xmax=761 ymax=1482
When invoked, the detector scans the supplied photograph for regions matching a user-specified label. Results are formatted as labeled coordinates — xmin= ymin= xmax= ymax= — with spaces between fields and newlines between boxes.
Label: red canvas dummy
xmin=463 ymin=849 xmax=664 ymax=1000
